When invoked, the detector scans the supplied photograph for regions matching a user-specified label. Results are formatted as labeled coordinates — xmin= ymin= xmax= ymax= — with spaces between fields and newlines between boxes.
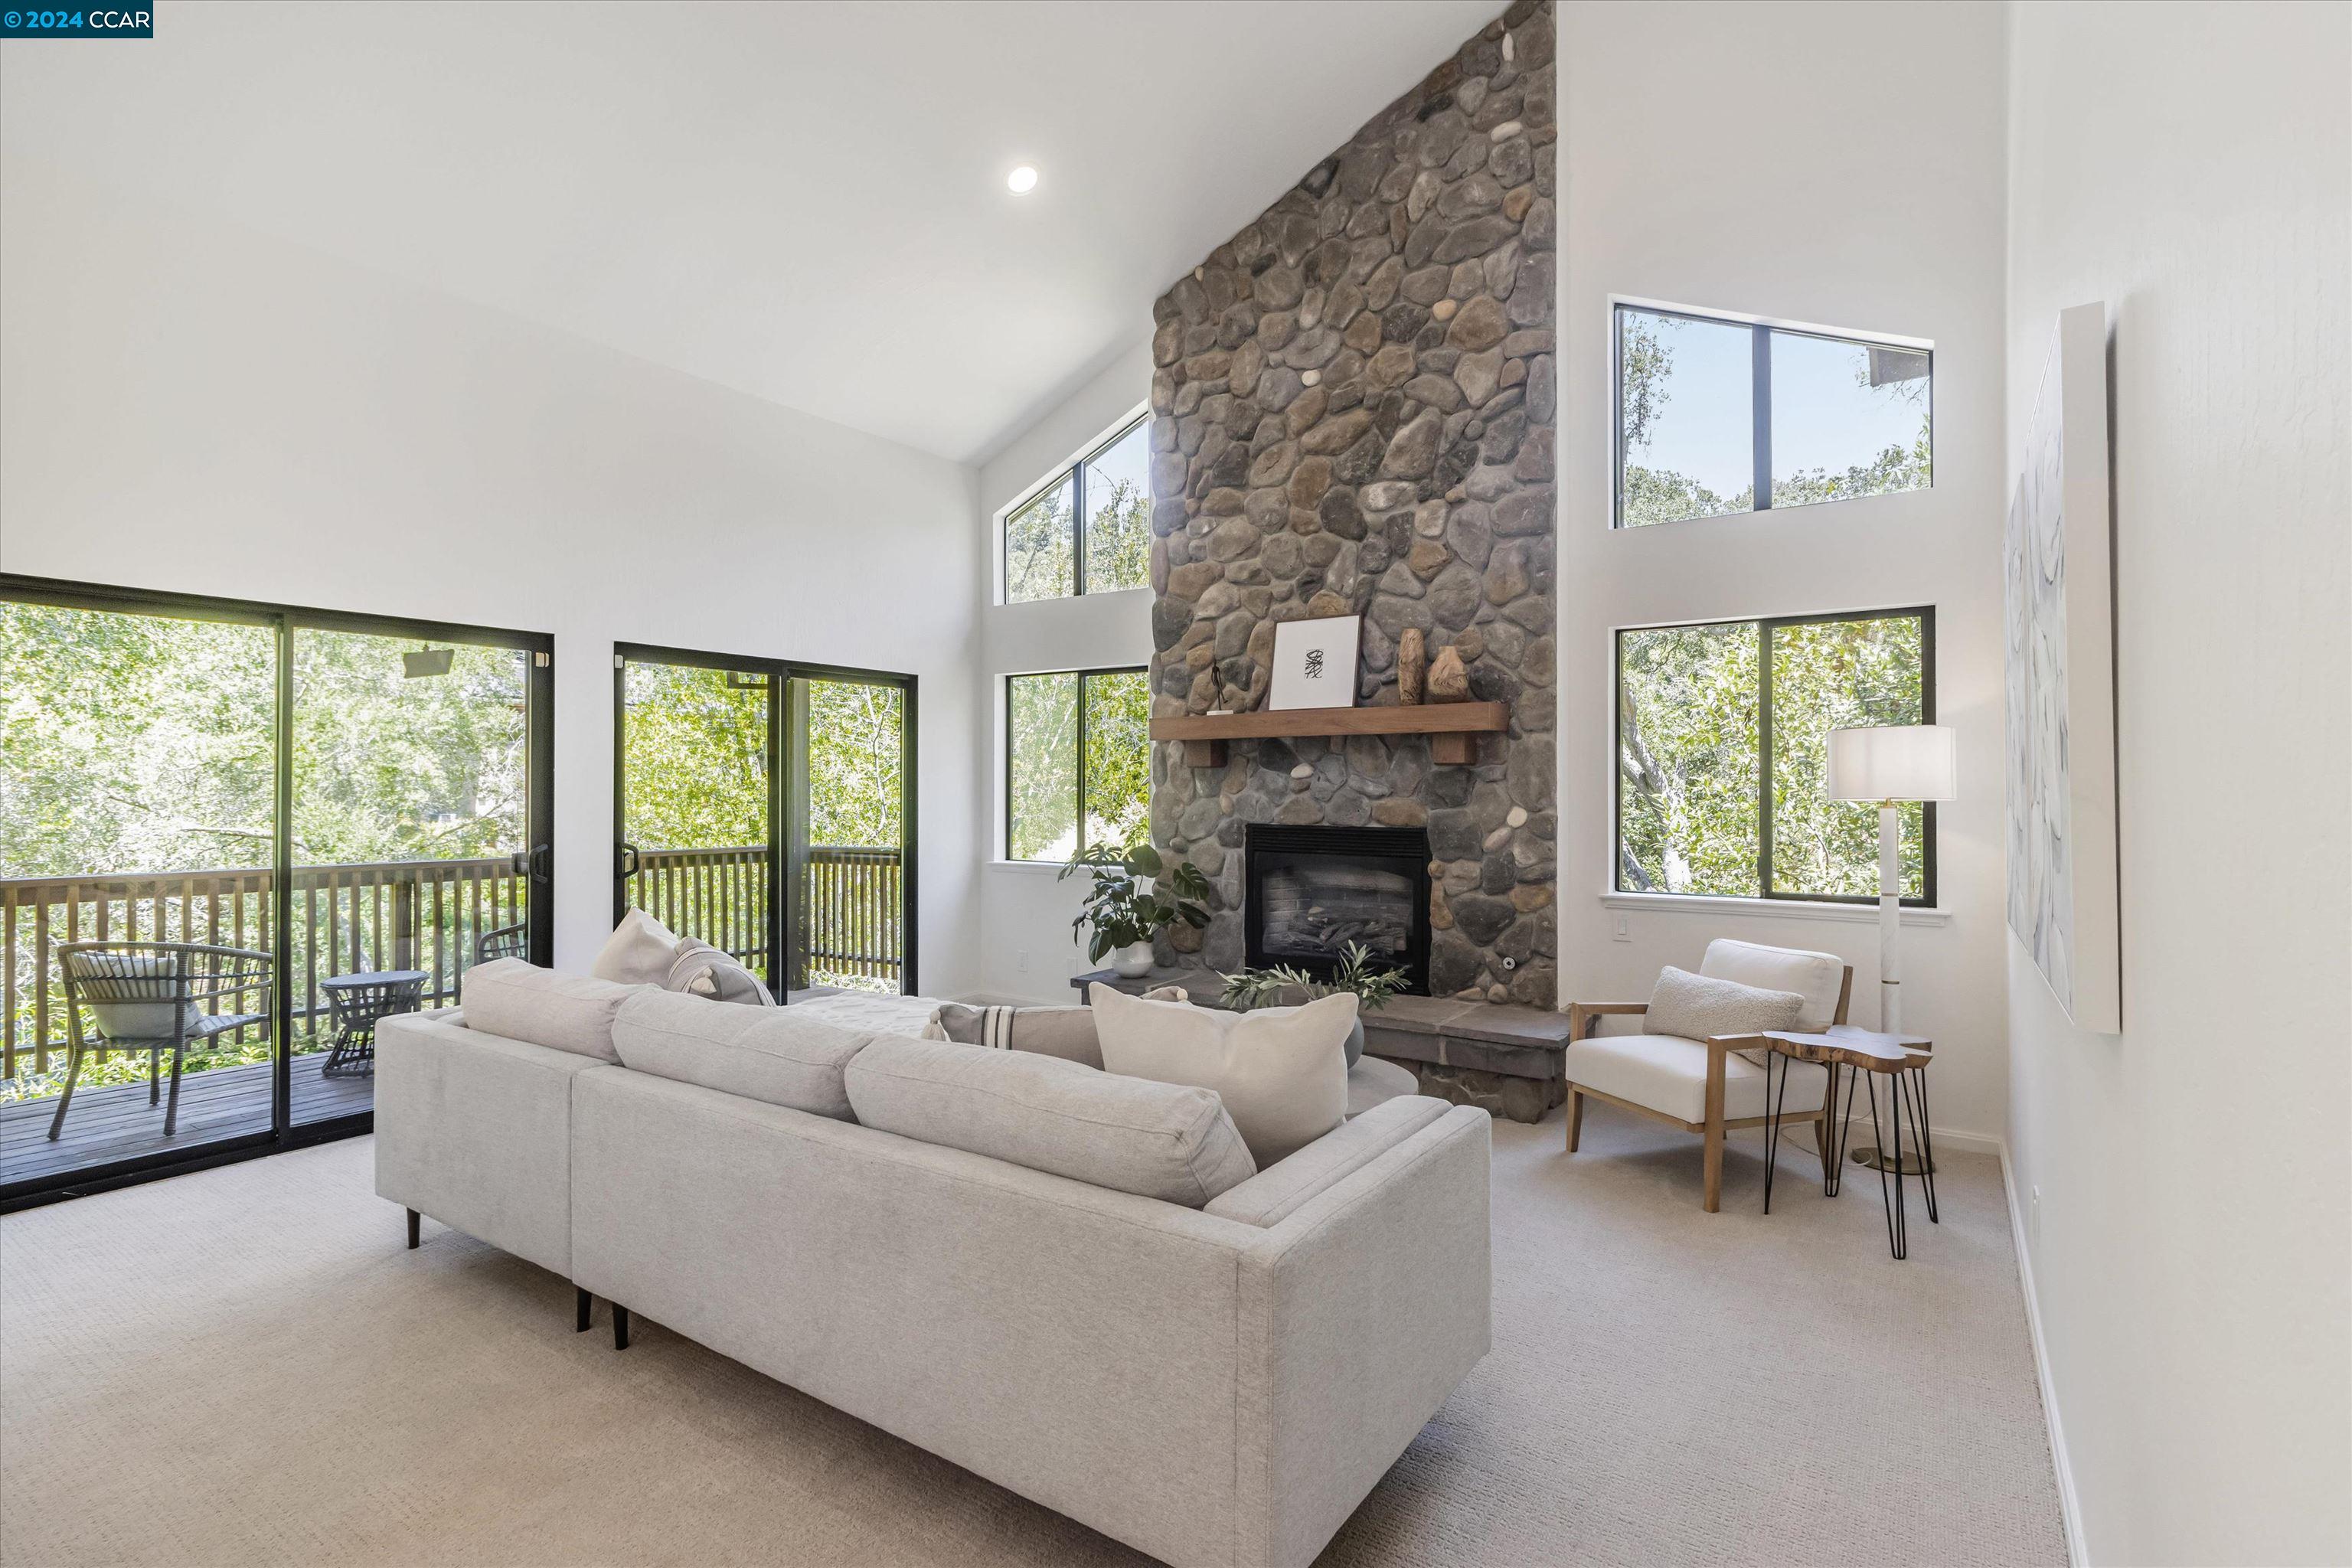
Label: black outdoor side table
xmin=321 ymin=969 xmax=429 ymax=1078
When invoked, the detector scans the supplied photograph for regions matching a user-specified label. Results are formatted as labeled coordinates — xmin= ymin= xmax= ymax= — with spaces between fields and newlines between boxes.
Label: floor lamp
xmin=1828 ymin=724 xmax=1955 ymax=1172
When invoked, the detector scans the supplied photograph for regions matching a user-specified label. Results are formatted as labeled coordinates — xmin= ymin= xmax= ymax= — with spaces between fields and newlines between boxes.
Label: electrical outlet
xmin=2030 ymin=1184 xmax=2042 ymax=1247
xmin=1016 ymin=950 xmax=1031 ymax=973
xmin=1612 ymin=914 xmax=1632 ymax=942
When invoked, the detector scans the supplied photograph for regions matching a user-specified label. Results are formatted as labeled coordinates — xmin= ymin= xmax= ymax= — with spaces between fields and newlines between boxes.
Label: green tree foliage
xmin=1004 ymin=479 xmax=1075 ymax=603
xmin=1008 ymin=669 xmax=1148 ymax=863
xmin=806 ymin=680 xmax=903 ymax=848
xmin=1617 ymin=622 xmax=1762 ymax=895
xmin=622 ymin=663 xmax=767 ymax=852
xmin=2 ymin=603 xmax=276 ymax=877
xmin=1768 ymin=617 xmax=1926 ymax=898
xmin=1617 ymin=615 xmax=1926 ymax=899
xmin=1082 ymin=476 xmax=1150 ymax=595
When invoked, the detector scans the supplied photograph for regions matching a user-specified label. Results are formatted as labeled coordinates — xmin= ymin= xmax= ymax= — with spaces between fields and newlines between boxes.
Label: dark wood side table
xmin=1759 ymin=1027 xmax=1936 ymax=1259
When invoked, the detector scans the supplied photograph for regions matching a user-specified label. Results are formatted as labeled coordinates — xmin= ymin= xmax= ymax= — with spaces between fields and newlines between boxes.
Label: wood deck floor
xmin=0 ymin=1055 xmax=371 ymax=1192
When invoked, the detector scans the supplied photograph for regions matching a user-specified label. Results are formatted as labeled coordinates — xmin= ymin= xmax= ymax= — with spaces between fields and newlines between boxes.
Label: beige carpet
xmin=1 ymin=1109 xmax=2066 ymax=1567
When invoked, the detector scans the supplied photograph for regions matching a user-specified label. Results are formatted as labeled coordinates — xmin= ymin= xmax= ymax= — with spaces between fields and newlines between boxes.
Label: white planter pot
xmin=1110 ymin=941 xmax=1156 ymax=978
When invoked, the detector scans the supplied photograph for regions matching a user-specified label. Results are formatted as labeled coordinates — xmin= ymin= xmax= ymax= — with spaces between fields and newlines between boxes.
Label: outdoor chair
xmin=50 ymin=941 xmax=274 ymax=1142
xmin=475 ymin=922 xmax=528 ymax=966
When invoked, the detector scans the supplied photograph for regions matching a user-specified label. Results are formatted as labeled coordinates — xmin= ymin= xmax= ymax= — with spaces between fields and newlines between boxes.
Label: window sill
xmin=987 ymin=859 xmax=1070 ymax=875
xmin=1599 ymin=891 xmax=1950 ymax=927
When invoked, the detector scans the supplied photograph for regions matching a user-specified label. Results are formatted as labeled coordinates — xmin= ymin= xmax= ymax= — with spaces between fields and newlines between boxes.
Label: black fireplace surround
xmin=1243 ymin=825 xmax=1432 ymax=995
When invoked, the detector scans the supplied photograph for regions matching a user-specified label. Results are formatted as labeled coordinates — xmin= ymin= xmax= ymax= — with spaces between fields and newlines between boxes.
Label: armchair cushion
xmin=1698 ymin=939 xmax=1846 ymax=1031
xmin=1563 ymin=1034 xmax=1828 ymax=1125
xmin=1646 ymin=965 xmax=1805 ymax=1064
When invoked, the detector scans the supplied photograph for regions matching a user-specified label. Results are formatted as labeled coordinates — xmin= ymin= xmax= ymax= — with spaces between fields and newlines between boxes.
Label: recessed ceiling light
xmin=1007 ymin=165 xmax=1039 ymax=194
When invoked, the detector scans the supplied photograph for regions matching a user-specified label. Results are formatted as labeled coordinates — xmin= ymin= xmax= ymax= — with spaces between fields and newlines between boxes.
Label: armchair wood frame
xmin=1563 ymin=967 xmax=1854 ymax=1213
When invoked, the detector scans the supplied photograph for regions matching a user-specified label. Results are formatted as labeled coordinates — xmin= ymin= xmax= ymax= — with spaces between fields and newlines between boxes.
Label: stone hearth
xmin=1145 ymin=0 xmax=1558 ymax=1008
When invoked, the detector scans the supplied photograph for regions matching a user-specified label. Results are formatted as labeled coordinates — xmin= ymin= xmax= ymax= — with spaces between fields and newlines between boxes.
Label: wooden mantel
xmin=1150 ymin=701 xmax=1508 ymax=767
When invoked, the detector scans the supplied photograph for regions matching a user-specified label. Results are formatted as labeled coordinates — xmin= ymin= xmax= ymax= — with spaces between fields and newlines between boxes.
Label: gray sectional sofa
xmin=374 ymin=962 xmax=1492 ymax=1568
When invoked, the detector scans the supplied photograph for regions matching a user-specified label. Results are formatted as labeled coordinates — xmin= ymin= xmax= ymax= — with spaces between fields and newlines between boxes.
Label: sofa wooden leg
xmin=575 ymin=1287 xmax=592 ymax=1334
xmin=1565 ymin=1089 xmax=1586 ymax=1153
xmin=407 ymin=1208 xmax=420 ymax=1250
xmin=613 ymin=1304 xmax=630 ymax=1351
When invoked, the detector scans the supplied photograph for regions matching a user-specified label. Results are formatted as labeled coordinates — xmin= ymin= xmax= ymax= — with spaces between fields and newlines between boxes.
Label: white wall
xmin=1557 ymin=1 xmax=2014 ymax=1145
xmin=2004 ymin=5 xmax=2351 ymax=1563
xmin=969 ymin=340 xmax=1156 ymax=1003
xmin=0 ymin=167 xmax=984 ymax=992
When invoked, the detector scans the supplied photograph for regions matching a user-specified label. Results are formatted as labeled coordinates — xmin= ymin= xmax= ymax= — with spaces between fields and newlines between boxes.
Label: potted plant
xmin=1218 ymin=942 xmax=1408 ymax=1067
xmin=1060 ymin=840 xmax=1212 ymax=978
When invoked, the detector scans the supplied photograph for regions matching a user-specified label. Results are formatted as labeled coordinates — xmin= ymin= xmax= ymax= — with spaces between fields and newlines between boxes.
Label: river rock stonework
xmin=1147 ymin=0 xmax=1557 ymax=1008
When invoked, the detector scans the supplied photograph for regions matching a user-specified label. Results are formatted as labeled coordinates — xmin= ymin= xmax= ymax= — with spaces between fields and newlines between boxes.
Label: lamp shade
xmin=1827 ymin=724 xmax=1957 ymax=802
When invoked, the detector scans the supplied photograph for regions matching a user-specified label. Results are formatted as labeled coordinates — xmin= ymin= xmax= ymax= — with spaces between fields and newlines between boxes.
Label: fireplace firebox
xmin=1243 ymin=825 xmax=1432 ymax=995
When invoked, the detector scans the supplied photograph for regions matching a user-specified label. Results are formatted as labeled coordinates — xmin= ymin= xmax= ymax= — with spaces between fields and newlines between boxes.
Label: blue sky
xmin=1629 ymin=312 xmax=1928 ymax=498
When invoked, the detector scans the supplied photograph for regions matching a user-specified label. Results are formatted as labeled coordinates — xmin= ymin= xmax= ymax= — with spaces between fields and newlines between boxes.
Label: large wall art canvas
xmin=2004 ymin=302 xmax=2122 ymax=1031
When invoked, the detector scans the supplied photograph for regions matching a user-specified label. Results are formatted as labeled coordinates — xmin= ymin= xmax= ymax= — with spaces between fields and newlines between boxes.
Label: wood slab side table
xmin=1759 ymin=1027 xmax=1936 ymax=1259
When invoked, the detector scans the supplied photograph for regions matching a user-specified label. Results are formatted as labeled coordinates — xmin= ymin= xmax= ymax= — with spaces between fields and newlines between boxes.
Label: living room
xmin=2 ymin=3 xmax=2345 ymax=1566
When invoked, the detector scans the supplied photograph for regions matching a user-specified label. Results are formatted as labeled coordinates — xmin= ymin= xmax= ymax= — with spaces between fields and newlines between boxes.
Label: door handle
xmin=529 ymin=844 xmax=552 ymax=884
xmin=617 ymin=842 xmax=640 ymax=879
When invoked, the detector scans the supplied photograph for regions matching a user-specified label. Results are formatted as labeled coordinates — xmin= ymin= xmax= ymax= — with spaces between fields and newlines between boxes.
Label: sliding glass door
xmin=2 ymin=596 xmax=280 ymax=1190
xmin=0 ymin=576 xmax=552 ymax=1205
xmin=289 ymin=627 xmax=544 ymax=1125
xmin=786 ymin=671 xmax=913 ymax=994
xmin=615 ymin=648 xmax=915 ymax=999
xmin=614 ymin=648 xmax=779 ymax=985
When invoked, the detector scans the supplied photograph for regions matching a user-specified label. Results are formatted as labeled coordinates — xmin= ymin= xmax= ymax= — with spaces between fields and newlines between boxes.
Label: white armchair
xmin=1562 ymin=939 xmax=1854 ymax=1212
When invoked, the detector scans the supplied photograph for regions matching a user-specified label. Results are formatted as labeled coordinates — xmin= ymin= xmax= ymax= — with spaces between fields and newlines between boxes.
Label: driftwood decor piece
xmin=1397 ymin=629 xmax=1426 ymax=705
xmin=1426 ymin=645 xmax=1470 ymax=704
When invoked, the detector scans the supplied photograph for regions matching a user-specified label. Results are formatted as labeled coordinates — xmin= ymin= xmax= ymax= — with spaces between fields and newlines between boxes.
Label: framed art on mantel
xmin=1269 ymin=616 xmax=1361 ymax=711
xmin=2004 ymin=301 xmax=2122 ymax=1033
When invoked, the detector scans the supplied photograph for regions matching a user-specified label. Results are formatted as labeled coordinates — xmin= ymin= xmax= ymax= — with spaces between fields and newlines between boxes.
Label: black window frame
xmin=1001 ymin=412 xmax=1152 ymax=604
xmin=1003 ymin=665 xmax=1148 ymax=864
xmin=1612 ymin=605 xmax=1938 ymax=907
xmin=1611 ymin=302 xmax=1935 ymax=529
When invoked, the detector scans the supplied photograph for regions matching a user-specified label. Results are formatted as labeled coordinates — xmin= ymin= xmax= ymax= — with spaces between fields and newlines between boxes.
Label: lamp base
xmin=1850 ymin=1143 xmax=1936 ymax=1176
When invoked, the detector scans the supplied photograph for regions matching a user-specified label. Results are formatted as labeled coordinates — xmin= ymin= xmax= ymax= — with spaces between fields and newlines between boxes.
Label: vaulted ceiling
xmin=2 ymin=0 xmax=1498 ymax=462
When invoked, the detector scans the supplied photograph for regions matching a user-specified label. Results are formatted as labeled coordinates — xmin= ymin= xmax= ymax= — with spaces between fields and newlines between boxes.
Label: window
xmin=1003 ymin=415 xmax=1152 ymax=602
xmin=1614 ymin=305 xmax=1932 ymax=528
xmin=1005 ymin=668 xmax=1148 ymax=862
xmin=1615 ymin=608 xmax=1935 ymax=904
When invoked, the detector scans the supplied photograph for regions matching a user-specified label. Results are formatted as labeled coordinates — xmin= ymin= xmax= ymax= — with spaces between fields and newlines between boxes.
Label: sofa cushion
xmin=458 ymin=959 xmax=639 ymax=1063
xmin=924 ymin=988 xmax=1189 ymax=1067
xmin=612 ymin=988 xmax=870 ymax=1119
xmin=664 ymin=938 xmax=776 ymax=1007
xmin=844 ymin=1037 xmax=1256 ymax=1207
xmin=69 ymin=951 xmax=202 ymax=1042
xmin=1563 ymin=1033 xmax=1829 ymax=1125
xmin=1698 ymin=938 xmax=1845 ymax=1031
xmin=591 ymin=908 xmax=679 ymax=986
xmin=1646 ymin=965 xmax=1806 ymax=1064
xmin=1090 ymin=984 xmax=1352 ymax=1166
xmin=1205 ymin=1095 xmax=1450 ymax=1227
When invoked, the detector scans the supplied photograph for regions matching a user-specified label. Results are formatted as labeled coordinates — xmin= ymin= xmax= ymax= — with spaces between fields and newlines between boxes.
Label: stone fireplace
xmin=1145 ymin=0 xmax=1557 ymax=1008
xmin=1244 ymin=824 xmax=1433 ymax=991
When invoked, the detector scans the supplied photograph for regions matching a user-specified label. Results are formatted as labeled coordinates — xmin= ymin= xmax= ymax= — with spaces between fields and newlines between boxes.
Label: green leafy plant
xmin=1060 ymin=840 xmax=1211 ymax=963
xmin=1219 ymin=942 xmax=1408 ymax=1014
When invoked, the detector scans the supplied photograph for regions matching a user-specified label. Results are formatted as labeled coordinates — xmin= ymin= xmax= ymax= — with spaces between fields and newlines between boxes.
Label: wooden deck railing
xmin=799 ymin=845 xmax=903 ymax=990
xmin=7 ymin=841 xmax=906 ymax=1081
xmin=2 ymin=858 xmax=524 ymax=1080
xmin=625 ymin=844 xmax=903 ymax=992
xmin=625 ymin=846 xmax=771 ymax=975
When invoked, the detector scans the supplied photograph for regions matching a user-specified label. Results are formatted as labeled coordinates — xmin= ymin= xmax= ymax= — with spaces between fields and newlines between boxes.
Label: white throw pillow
xmin=1645 ymin=965 xmax=1805 ymax=1065
xmin=591 ymin=908 xmax=679 ymax=986
xmin=1089 ymin=983 xmax=1353 ymax=1166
